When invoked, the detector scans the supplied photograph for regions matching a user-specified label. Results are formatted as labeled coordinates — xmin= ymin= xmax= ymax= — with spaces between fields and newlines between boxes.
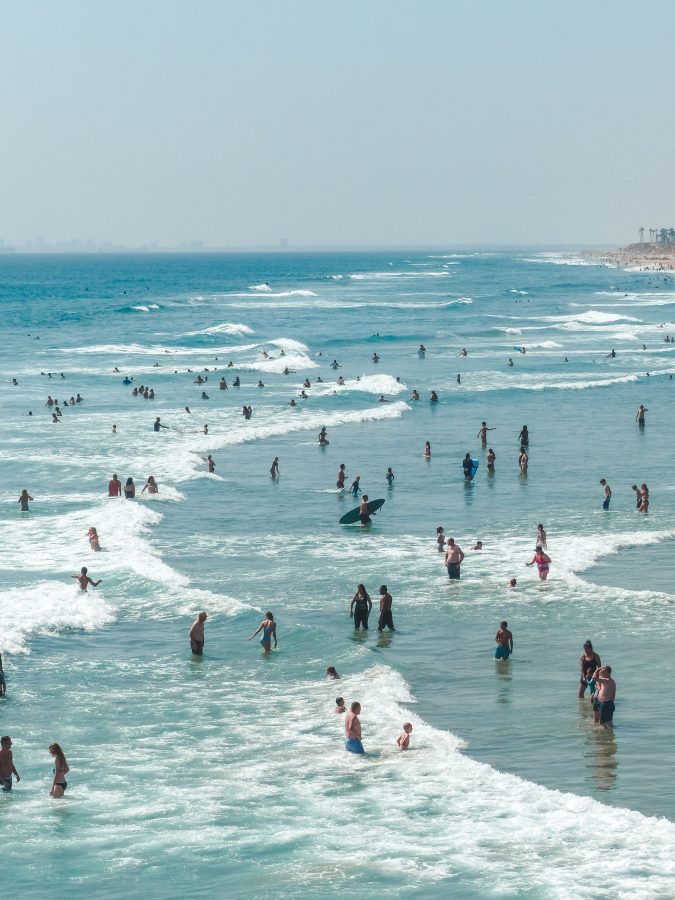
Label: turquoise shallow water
xmin=1 ymin=250 xmax=675 ymax=898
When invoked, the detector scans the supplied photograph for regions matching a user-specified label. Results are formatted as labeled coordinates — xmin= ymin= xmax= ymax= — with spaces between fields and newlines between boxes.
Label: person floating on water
xmin=526 ymin=545 xmax=551 ymax=580
xmin=270 ymin=457 xmax=280 ymax=478
xmin=248 ymin=611 xmax=277 ymax=654
xmin=189 ymin=612 xmax=207 ymax=655
xmin=396 ymin=723 xmax=413 ymax=750
xmin=495 ymin=621 xmax=513 ymax=659
xmin=71 ymin=567 xmax=101 ymax=591
xmin=345 ymin=702 xmax=364 ymax=754
xmin=600 ymin=478 xmax=612 ymax=510
xmin=350 ymin=584 xmax=372 ymax=629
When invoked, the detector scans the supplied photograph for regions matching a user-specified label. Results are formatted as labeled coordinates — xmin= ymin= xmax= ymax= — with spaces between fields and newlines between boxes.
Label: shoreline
xmin=579 ymin=242 xmax=675 ymax=272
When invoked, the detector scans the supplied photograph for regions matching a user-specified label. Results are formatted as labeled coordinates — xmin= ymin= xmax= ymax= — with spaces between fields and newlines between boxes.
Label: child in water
xmin=397 ymin=723 xmax=413 ymax=750
xmin=87 ymin=527 xmax=101 ymax=552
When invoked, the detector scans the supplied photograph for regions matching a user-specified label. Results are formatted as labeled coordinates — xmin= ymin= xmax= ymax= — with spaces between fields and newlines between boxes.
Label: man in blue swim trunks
xmin=494 ymin=621 xmax=513 ymax=659
xmin=592 ymin=666 xmax=616 ymax=728
xmin=444 ymin=538 xmax=465 ymax=580
xmin=345 ymin=702 xmax=365 ymax=754
xmin=0 ymin=736 xmax=20 ymax=791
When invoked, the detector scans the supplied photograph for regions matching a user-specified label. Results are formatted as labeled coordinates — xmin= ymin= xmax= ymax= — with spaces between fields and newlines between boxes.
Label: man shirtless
xmin=635 ymin=404 xmax=648 ymax=425
xmin=71 ymin=567 xmax=101 ymax=591
xmin=444 ymin=538 xmax=465 ymax=580
xmin=592 ymin=665 xmax=616 ymax=727
xmin=345 ymin=701 xmax=365 ymax=753
xmin=377 ymin=585 xmax=395 ymax=632
xmin=189 ymin=612 xmax=208 ymax=655
xmin=477 ymin=421 xmax=496 ymax=444
xmin=0 ymin=736 xmax=20 ymax=791
xmin=495 ymin=621 xmax=513 ymax=659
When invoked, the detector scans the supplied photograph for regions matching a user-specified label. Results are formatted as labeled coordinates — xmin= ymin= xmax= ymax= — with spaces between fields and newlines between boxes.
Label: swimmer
xmin=471 ymin=540 xmax=483 ymax=550
xmin=631 ymin=484 xmax=641 ymax=509
xmin=124 ymin=477 xmax=135 ymax=499
xmin=18 ymin=489 xmax=33 ymax=512
xmin=49 ymin=743 xmax=69 ymax=798
xmin=456 ymin=374 xmax=461 ymax=384
xmin=326 ymin=667 xmax=341 ymax=680
xmin=153 ymin=417 xmax=168 ymax=432
xmin=270 ymin=457 xmax=280 ymax=478
xmin=430 ymin=390 xmax=438 ymax=402
xmin=189 ymin=612 xmax=207 ymax=655
xmin=425 ymin=441 xmax=431 ymax=458
xmin=436 ymin=526 xmax=445 ymax=552
xmin=526 ymin=545 xmax=551 ymax=580
xmin=378 ymin=394 xmax=390 ymax=403
xmin=372 ymin=353 xmax=380 ymax=363
xmin=640 ymin=483 xmax=649 ymax=513
xmin=495 ymin=621 xmax=513 ymax=659
xmin=418 ymin=344 xmax=426 ymax=357
xmin=71 ymin=567 xmax=101 ymax=591
xmin=0 ymin=736 xmax=20 ymax=791
xmin=288 ymin=398 xmax=297 ymax=407
xmin=201 ymin=391 xmax=209 ymax=399
xmin=377 ymin=585 xmax=394 ymax=631
xmin=0 ymin=654 xmax=5 ymax=696
xmin=344 ymin=702 xmax=364 ymax=753
xmin=112 ymin=424 xmax=117 ymax=434
xmin=477 ymin=421 xmax=496 ymax=444
xmin=600 ymin=478 xmax=612 ymax=510
xmin=219 ymin=377 xmax=228 ymax=389
xmin=335 ymin=697 xmax=346 ymax=713
xmin=248 ymin=611 xmax=277 ymax=654
xmin=258 ymin=380 xmax=264 ymax=388
xmin=385 ymin=467 xmax=395 ymax=485
xmin=108 ymin=474 xmax=122 ymax=497
xmin=204 ymin=454 xmax=216 ymax=474
xmin=411 ymin=390 xmax=420 ymax=401
xmin=536 ymin=523 xmax=547 ymax=548
xmin=318 ymin=427 xmax=328 ymax=445
xmin=330 ymin=360 xmax=341 ymax=369
xmin=507 ymin=357 xmax=514 ymax=366
xmin=606 ymin=349 xmax=616 ymax=358
xmin=142 ymin=476 xmax=159 ymax=494
xmin=507 ymin=578 xmax=517 ymax=588
xmin=203 ymin=423 xmax=209 ymax=434
xmin=592 ymin=666 xmax=616 ymax=728
xmin=87 ymin=527 xmax=101 ymax=551
xmin=458 ymin=348 xmax=468 ymax=357
xmin=299 ymin=390 xmax=308 ymax=399
xmin=350 ymin=584 xmax=372 ymax=629
xmin=396 ymin=723 xmax=413 ymax=750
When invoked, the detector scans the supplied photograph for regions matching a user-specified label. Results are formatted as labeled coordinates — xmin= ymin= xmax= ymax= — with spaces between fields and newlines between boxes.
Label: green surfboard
xmin=339 ymin=498 xmax=385 ymax=525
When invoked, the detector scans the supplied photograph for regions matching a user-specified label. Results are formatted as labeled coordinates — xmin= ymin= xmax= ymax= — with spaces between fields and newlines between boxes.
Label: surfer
xmin=350 ymin=475 xmax=361 ymax=496
xmin=377 ymin=585 xmax=395 ymax=632
xmin=592 ymin=666 xmax=616 ymax=727
xmin=477 ymin=421 xmax=496 ymax=444
xmin=462 ymin=453 xmax=474 ymax=481
xmin=495 ymin=621 xmax=513 ymax=660
xmin=397 ymin=723 xmax=413 ymax=750
xmin=0 ymin=737 xmax=20 ymax=791
xmin=606 ymin=349 xmax=616 ymax=358
xmin=142 ymin=476 xmax=159 ymax=494
xmin=71 ymin=567 xmax=101 ymax=591
xmin=108 ymin=474 xmax=122 ymax=497
xmin=579 ymin=641 xmax=601 ymax=698
xmin=189 ymin=612 xmax=207 ymax=655
xmin=444 ymin=538 xmax=465 ymax=580
xmin=600 ymin=479 xmax=612 ymax=510
xmin=458 ymin=348 xmax=468 ymax=357
xmin=204 ymin=454 xmax=216 ymax=474
xmin=124 ymin=477 xmax=136 ymax=499
xmin=270 ymin=457 xmax=280 ymax=478
xmin=526 ymin=546 xmax=551 ymax=580
xmin=358 ymin=494 xmax=371 ymax=525
xmin=350 ymin=584 xmax=372 ymax=629
xmin=18 ymin=489 xmax=33 ymax=511
xmin=536 ymin=524 xmax=547 ymax=548
xmin=345 ymin=702 xmax=365 ymax=753
xmin=518 ymin=425 xmax=529 ymax=445
xmin=635 ymin=404 xmax=648 ymax=425
xmin=336 ymin=464 xmax=346 ymax=490
xmin=385 ymin=467 xmax=395 ymax=485
xmin=487 ymin=448 xmax=496 ymax=471
xmin=248 ymin=612 xmax=277 ymax=654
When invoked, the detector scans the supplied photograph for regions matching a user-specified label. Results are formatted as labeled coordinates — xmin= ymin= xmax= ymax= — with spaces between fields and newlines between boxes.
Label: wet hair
xmin=501 ymin=621 xmax=508 ymax=628
xmin=326 ymin=667 xmax=339 ymax=678
xmin=584 ymin=641 xmax=593 ymax=649
xmin=81 ymin=566 xmax=88 ymax=574
xmin=436 ymin=526 xmax=444 ymax=534
xmin=350 ymin=701 xmax=360 ymax=712
xmin=357 ymin=584 xmax=366 ymax=594
xmin=1 ymin=736 xmax=10 ymax=746
xmin=265 ymin=612 xmax=274 ymax=619
xmin=126 ymin=477 xmax=134 ymax=485
xmin=379 ymin=585 xmax=388 ymax=594
xmin=537 ymin=523 xmax=543 ymax=529
xmin=336 ymin=697 xmax=344 ymax=705
xmin=481 ymin=421 xmax=486 ymax=426
xmin=600 ymin=478 xmax=607 ymax=485
xmin=631 ymin=484 xmax=638 ymax=491
xmin=605 ymin=666 xmax=612 ymax=674
xmin=535 ymin=545 xmax=542 ymax=552
xmin=49 ymin=743 xmax=67 ymax=769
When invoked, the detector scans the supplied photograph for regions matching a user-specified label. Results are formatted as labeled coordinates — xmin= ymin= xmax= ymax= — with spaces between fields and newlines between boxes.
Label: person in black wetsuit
xmin=350 ymin=584 xmax=372 ymax=630
xmin=518 ymin=425 xmax=529 ymax=445
xmin=579 ymin=641 xmax=602 ymax=698
xmin=462 ymin=453 xmax=473 ymax=481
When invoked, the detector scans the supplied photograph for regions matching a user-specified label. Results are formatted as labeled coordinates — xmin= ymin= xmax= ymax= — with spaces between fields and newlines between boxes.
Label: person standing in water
xmin=579 ymin=641 xmax=601 ymax=698
xmin=444 ymin=538 xmax=465 ymax=580
xmin=635 ymin=404 xmax=648 ymax=426
xmin=592 ymin=665 xmax=616 ymax=727
xmin=350 ymin=584 xmax=372 ymax=630
xmin=350 ymin=475 xmax=361 ymax=496
xmin=462 ymin=453 xmax=474 ymax=481
xmin=270 ymin=457 xmax=280 ymax=478
xmin=248 ymin=612 xmax=277 ymax=654
xmin=377 ymin=585 xmax=395 ymax=632
xmin=487 ymin=448 xmax=496 ymax=472
xmin=358 ymin=494 xmax=372 ymax=526
xmin=631 ymin=484 xmax=641 ymax=509
xmin=436 ymin=526 xmax=445 ymax=552
xmin=425 ymin=441 xmax=431 ymax=458
xmin=345 ymin=701 xmax=365 ymax=753
xmin=18 ymin=489 xmax=33 ymax=511
xmin=536 ymin=524 xmax=547 ymax=549
xmin=71 ymin=567 xmax=101 ymax=591
xmin=600 ymin=479 xmax=612 ymax=510
xmin=495 ymin=621 xmax=513 ymax=659
xmin=640 ymin=483 xmax=649 ymax=513
xmin=385 ymin=467 xmax=395 ymax=485
xmin=108 ymin=474 xmax=122 ymax=497
xmin=336 ymin=464 xmax=347 ymax=490
xmin=519 ymin=446 xmax=528 ymax=474
xmin=396 ymin=723 xmax=413 ymax=750
xmin=477 ymin=421 xmax=496 ymax=445
xmin=527 ymin=546 xmax=551 ymax=580
xmin=0 ymin=736 xmax=20 ymax=791
xmin=189 ymin=611 xmax=208 ymax=655
xmin=0 ymin=654 xmax=5 ymax=697
xmin=124 ymin=477 xmax=136 ymax=499
xmin=49 ymin=743 xmax=69 ymax=798
xmin=203 ymin=454 xmax=216 ymax=474
xmin=142 ymin=476 xmax=159 ymax=494
xmin=518 ymin=425 xmax=529 ymax=445
xmin=87 ymin=527 xmax=101 ymax=551
xmin=153 ymin=417 xmax=168 ymax=432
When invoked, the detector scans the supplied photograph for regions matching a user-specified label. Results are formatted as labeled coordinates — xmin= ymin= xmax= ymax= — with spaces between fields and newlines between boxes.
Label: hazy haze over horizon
xmin=3 ymin=0 xmax=674 ymax=248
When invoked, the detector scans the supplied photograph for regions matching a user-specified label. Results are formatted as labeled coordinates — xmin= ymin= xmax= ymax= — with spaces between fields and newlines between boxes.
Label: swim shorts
xmin=345 ymin=739 xmax=365 ymax=754
xmin=190 ymin=639 xmax=204 ymax=655
xmin=495 ymin=645 xmax=510 ymax=660
xmin=447 ymin=563 xmax=460 ymax=580
xmin=599 ymin=700 xmax=615 ymax=724
xmin=602 ymin=498 xmax=611 ymax=510
xmin=1 ymin=777 xmax=12 ymax=792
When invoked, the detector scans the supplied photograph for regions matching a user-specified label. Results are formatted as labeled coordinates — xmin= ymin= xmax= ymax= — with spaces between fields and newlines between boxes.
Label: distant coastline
xmin=580 ymin=242 xmax=675 ymax=271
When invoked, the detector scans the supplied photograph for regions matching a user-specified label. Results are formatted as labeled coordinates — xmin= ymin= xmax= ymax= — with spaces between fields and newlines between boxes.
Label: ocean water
xmin=1 ymin=250 xmax=675 ymax=898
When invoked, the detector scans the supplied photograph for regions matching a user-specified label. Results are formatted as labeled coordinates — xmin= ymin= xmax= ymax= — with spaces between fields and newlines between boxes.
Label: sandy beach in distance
xmin=581 ymin=242 xmax=675 ymax=271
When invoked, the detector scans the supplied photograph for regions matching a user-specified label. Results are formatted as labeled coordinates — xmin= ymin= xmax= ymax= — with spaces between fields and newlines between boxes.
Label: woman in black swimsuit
xmin=579 ymin=641 xmax=601 ymax=698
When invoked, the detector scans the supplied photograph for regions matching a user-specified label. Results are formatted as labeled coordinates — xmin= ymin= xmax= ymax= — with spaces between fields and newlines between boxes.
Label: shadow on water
xmin=494 ymin=658 xmax=513 ymax=705
xmin=579 ymin=700 xmax=619 ymax=791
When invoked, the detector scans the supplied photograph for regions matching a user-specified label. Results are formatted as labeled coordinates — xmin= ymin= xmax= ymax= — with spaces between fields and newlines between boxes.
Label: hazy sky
xmin=2 ymin=0 xmax=674 ymax=247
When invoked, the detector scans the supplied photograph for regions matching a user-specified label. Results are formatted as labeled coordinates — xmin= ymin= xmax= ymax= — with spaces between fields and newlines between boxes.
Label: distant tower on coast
xmin=639 ymin=226 xmax=644 ymax=243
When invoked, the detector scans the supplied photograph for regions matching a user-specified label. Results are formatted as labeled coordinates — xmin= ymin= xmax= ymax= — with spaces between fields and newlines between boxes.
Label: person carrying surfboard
xmin=463 ymin=453 xmax=474 ymax=481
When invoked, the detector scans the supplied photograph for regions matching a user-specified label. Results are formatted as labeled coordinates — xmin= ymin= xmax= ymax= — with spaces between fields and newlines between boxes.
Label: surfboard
xmin=339 ymin=498 xmax=385 ymax=525
xmin=470 ymin=459 xmax=479 ymax=479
